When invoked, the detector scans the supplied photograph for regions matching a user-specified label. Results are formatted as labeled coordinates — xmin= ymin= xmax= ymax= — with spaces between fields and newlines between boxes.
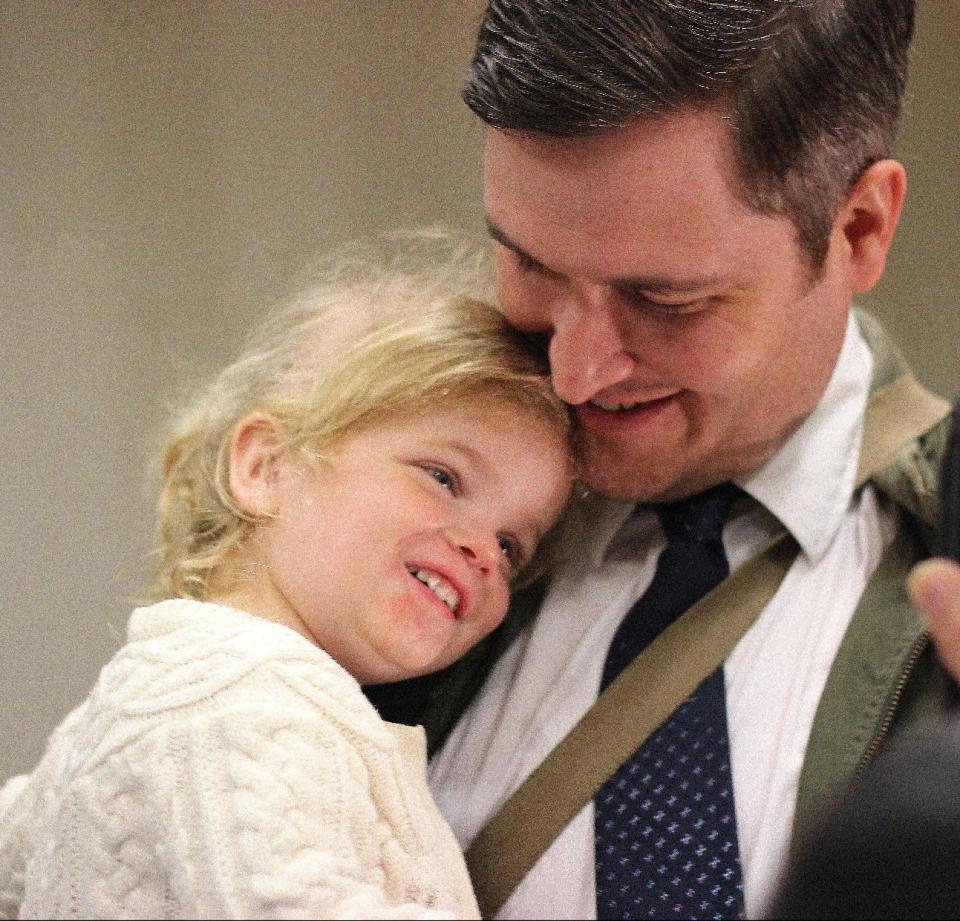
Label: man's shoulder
xmin=856 ymin=308 xmax=911 ymax=392
xmin=872 ymin=409 xmax=948 ymax=540
xmin=857 ymin=307 xmax=948 ymax=537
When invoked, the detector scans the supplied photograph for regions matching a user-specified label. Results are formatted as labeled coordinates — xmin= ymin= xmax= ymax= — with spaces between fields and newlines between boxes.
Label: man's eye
xmin=625 ymin=292 xmax=707 ymax=316
xmin=650 ymin=300 xmax=702 ymax=316
xmin=515 ymin=250 xmax=550 ymax=276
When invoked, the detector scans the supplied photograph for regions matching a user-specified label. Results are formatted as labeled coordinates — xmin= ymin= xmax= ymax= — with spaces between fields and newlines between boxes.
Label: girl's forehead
xmin=329 ymin=400 xmax=570 ymax=476
xmin=388 ymin=397 xmax=567 ymax=441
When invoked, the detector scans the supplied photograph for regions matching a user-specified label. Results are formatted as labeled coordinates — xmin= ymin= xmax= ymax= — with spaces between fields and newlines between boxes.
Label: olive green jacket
xmin=792 ymin=311 xmax=956 ymax=848
xmin=366 ymin=309 xmax=956 ymax=857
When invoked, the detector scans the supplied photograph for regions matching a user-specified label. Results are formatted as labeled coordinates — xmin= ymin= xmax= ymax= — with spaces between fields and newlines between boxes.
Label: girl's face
xmin=224 ymin=400 xmax=572 ymax=684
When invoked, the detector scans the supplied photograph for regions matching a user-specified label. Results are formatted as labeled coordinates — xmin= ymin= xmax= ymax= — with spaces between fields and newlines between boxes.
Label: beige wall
xmin=870 ymin=1 xmax=960 ymax=383
xmin=2 ymin=2 xmax=957 ymax=779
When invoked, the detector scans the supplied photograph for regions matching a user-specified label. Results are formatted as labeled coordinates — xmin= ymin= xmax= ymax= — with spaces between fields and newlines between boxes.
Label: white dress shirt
xmin=429 ymin=313 xmax=899 ymax=919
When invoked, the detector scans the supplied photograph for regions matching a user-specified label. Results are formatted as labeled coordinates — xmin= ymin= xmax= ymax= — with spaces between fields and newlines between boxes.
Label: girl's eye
xmin=498 ymin=534 xmax=524 ymax=571
xmin=423 ymin=465 xmax=458 ymax=493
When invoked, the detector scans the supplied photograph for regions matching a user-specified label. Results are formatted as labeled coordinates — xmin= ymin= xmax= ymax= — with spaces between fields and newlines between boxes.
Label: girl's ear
xmin=228 ymin=413 xmax=286 ymax=517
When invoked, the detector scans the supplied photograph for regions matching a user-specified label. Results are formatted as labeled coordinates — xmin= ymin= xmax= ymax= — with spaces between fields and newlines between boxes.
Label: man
xmin=369 ymin=2 xmax=955 ymax=917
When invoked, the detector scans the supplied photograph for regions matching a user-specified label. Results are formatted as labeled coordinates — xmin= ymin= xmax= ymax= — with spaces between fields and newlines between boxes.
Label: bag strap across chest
xmin=465 ymin=373 xmax=948 ymax=919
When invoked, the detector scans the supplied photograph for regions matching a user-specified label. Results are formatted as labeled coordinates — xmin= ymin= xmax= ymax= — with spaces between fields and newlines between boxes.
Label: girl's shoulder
xmin=9 ymin=600 xmax=399 ymax=841
xmin=105 ymin=599 xmax=393 ymax=744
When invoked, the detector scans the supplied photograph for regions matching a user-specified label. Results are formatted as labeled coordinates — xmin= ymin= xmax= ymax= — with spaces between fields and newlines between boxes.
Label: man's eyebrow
xmin=613 ymin=274 xmax=726 ymax=296
xmin=486 ymin=215 xmax=724 ymax=294
xmin=605 ymin=270 xmax=729 ymax=297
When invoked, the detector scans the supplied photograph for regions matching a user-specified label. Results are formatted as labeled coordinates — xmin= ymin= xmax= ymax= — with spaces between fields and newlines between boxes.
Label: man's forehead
xmin=483 ymin=110 xmax=741 ymax=173
xmin=482 ymin=116 xmax=788 ymax=280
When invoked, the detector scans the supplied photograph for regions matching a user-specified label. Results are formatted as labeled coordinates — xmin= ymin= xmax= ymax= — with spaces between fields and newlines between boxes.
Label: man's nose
xmin=548 ymin=288 xmax=637 ymax=405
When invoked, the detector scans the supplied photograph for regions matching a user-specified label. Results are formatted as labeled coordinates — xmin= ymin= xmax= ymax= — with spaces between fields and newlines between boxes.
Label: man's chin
xmin=577 ymin=435 xmax=726 ymax=503
xmin=579 ymin=453 xmax=682 ymax=503
xmin=573 ymin=410 xmax=696 ymax=502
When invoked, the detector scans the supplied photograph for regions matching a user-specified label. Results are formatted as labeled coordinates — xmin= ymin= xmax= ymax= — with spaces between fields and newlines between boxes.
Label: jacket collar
xmin=856 ymin=307 xmax=947 ymax=541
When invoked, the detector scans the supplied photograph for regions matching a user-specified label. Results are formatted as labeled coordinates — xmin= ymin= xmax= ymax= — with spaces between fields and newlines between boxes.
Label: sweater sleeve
xmin=0 ymin=775 xmax=31 ymax=920
xmin=158 ymin=702 xmax=460 ymax=920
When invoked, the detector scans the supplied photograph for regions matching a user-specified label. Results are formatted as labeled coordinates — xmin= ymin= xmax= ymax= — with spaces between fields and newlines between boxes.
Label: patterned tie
xmin=594 ymin=483 xmax=745 ymax=921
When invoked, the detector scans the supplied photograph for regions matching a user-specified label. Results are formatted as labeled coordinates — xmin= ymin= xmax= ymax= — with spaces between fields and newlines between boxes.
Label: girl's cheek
xmin=485 ymin=582 xmax=512 ymax=632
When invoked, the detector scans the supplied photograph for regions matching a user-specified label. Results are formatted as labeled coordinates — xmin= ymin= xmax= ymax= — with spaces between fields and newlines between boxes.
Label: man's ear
xmin=833 ymin=158 xmax=906 ymax=294
xmin=228 ymin=413 xmax=286 ymax=518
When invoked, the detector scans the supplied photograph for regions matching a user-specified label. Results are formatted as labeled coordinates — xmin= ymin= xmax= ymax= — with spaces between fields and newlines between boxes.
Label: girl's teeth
xmin=411 ymin=568 xmax=460 ymax=614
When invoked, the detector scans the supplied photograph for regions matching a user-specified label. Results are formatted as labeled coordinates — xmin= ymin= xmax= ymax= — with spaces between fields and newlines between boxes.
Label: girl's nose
xmin=448 ymin=526 xmax=501 ymax=576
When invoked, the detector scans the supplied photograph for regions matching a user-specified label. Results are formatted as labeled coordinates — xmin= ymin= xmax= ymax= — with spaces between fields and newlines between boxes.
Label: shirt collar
xmin=737 ymin=310 xmax=873 ymax=561
xmin=586 ymin=311 xmax=873 ymax=566
xmin=583 ymin=495 xmax=641 ymax=568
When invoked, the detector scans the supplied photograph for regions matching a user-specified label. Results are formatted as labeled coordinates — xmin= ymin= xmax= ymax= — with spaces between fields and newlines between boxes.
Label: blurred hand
xmin=907 ymin=557 xmax=960 ymax=682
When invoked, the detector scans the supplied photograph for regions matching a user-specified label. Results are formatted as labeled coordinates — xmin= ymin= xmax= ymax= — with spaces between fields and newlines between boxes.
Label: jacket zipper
xmin=854 ymin=631 xmax=930 ymax=777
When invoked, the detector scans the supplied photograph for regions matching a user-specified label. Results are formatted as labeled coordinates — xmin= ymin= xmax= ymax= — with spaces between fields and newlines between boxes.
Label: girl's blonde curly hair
xmin=148 ymin=237 xmax=571 ymax=602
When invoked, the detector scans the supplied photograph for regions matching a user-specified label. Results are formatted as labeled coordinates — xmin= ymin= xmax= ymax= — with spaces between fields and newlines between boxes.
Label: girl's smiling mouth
xmin=407 ymin=566 xmax=463 ymax=619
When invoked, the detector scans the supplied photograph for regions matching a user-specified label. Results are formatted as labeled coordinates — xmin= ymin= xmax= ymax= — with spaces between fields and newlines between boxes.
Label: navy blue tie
xmin=594 ymin=484 xmax=745 ymax=920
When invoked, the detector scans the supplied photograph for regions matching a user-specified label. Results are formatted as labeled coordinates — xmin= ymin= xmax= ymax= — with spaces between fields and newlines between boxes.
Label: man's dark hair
xmin=463 ymin=0 xmax=915 ymax=266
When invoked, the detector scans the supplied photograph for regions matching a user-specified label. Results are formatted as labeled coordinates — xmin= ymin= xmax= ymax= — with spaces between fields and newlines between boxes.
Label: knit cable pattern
xmin=2 ymin=600 xmax=476 ymax=919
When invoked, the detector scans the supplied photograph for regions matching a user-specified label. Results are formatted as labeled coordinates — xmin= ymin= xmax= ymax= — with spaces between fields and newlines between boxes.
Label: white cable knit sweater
xmin=0 ymin=600 xmax=480 ymax=919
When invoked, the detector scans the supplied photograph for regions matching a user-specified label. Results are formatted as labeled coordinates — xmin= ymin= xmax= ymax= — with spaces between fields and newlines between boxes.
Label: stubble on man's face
xmin=484 ymin=111 xmax=852 ymax=502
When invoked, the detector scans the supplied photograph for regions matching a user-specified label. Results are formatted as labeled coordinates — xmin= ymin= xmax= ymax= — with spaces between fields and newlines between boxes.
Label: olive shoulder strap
xmin=465 ymin=373 xmax=948 ymax=919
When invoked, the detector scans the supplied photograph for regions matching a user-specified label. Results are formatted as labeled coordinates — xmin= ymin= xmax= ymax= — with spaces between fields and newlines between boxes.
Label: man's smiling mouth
xmin=588 ymin=391 xmax=681 ymax=413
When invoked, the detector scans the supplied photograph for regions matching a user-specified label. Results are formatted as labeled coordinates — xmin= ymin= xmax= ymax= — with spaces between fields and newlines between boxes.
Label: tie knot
xmin=655 ymin=482 xmax=741 ymax=544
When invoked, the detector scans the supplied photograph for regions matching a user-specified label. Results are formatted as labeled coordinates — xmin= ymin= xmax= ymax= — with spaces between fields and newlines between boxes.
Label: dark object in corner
xmin=768 ymin=718 xmax=960 ymax=920
xmin=938 ymin=392 xmax=960 ymax=561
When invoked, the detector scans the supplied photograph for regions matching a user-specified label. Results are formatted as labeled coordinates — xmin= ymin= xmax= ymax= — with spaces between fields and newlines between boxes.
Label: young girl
xmin=0 ymin=254 xmax=574 ymax=919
